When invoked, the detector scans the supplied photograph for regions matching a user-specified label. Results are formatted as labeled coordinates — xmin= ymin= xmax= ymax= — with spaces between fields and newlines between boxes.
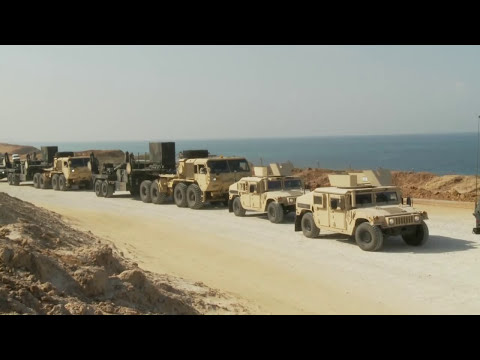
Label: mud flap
xmin=294 ymin=214 xmax=302 ymax=231
xmin=228 ymin=199 xmax=233 ymax=213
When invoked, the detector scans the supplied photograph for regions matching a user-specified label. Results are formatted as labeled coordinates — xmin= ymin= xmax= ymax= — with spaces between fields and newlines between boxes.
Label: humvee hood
xmin=268 ymin=190 xmax=304 ymax=198
xmin=356 ymin=205 xmax=421 ymax=217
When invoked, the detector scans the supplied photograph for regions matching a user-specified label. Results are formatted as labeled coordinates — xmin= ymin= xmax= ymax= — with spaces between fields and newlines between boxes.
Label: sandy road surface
xmin=1 ymin=180 xmax=480 ymax=314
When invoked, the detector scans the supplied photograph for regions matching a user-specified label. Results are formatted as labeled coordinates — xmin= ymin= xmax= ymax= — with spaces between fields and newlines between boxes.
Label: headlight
xmin=71 ymin=169 xmax=75 ymax=173
xmin=213 ymin=177 xmax=216 ymax=181
xmin=414 ymin=215 xmax=420 ymax=222
xmin=288 ymin=198 xmax=295 ymax=203
xmin=388 ymin=218 xmax=395 ymax=225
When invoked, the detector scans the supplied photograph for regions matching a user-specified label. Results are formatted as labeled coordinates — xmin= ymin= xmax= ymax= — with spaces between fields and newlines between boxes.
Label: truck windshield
xmin=375 ymin=191 xmax=399 ymax=205
xmin=268 ymin=180 xmax=282 ymax=191
xmin=69 ymin=158 xmax=89 ymax=168
xmin=227 ymin=159 xmax=250 ymax=172
xmin=284 ymin=179 xmax=302 ymax=189
xmin=355 ymin=193 xmax=373 ymax=207
xmin=207 ymin=160 xmax=230 ymax=173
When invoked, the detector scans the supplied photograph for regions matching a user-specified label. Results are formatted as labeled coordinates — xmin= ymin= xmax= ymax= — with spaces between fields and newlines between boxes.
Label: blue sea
xmin=20 ymin=133 xmax=477 ymax=176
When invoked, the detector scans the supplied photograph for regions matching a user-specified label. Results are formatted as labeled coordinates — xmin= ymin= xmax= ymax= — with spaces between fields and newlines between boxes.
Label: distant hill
xmin=0 ymin=143 xmax=40 ymax=159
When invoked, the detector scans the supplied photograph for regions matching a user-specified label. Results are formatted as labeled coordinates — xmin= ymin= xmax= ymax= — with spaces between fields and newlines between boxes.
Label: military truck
xmin=5 ymin=147 xmax=58 ymax=187
xmin=33 ymin=152 xmax=92 ymax=191
xmin=228 ymin=162 xmax=305 ymax=223
xmin=147 ymin=150 xmax=252 ymax=209
xmin=0 ymin=153 xmax=10 ymax=179
xmin=90 ymin=142 xmax=176 ymax=198
xmin=294 ymin=169 xmax=429 ymax=251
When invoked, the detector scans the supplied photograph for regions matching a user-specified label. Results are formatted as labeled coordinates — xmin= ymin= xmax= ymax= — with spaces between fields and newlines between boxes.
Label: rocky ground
xmin=0 ymin=193 xmax=252 ymax=315
xmin=293 ymin=168 xmax=478 ymax=202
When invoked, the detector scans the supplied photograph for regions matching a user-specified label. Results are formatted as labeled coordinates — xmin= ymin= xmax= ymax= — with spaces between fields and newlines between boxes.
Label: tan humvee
xmin=228 ymin=162 xmax=305 ymax=223
xmin=147 ymin=156 xmax=252 ymax=209
xmin=294 ymin=169 xmax=429 ymax=251
xmin=37 ymin=156 xmax=92 ymax=191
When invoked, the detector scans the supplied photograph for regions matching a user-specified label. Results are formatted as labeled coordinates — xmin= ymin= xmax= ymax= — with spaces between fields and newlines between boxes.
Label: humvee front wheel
xmin=58 ymin=175 xmax=67 ymax=191
xmin=95 ymin=180 xmax=103 ymax=197
xmin=151 ymin=180 xmax=168 ymax=204
xmin=355 ymin=223 xmax=383 ymax=251
xmin=174 ymin=183 xmax=188 ymax=208
xmin=52 ymin=174 xmax=60 ymax=191
xmin=233 ymin=197 xmax=246 ymax=217
xmin=402 ymin=221 xmax=429 ymax=246
xmin=33 ymin=173 xmax=40 ymax=188
xmin=187 ymin=184 xmax=203 ymax=209
xmin=267 ymin=202 xmax=284 ymax=223
xmin=301 ymin=212 xmax=320 ymax=238
xmin=140 ymin=180 xmax=152 ymax=203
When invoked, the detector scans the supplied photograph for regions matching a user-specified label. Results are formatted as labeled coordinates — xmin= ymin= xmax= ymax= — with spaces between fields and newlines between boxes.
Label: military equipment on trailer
xmin=0 ymin=153 xmax=11 ymax=179
xmin=294 ymin=169 xmax=430 ymax=251
xmin=6 ymin=146 xmax=58 ymax=186
xmin=91 ymin=142 xmax=176 ymax=198
xmin=228 ymin=162 xmax=305 ymax=223
xmin=148 ymin=152 xmax=252 ymax=209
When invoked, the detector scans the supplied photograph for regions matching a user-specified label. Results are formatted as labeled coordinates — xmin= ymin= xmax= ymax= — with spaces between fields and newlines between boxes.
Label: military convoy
xmin=228 ymin=162 xmax=305 ymax=223
xmin=0 ymin=142 xmax=431 ymax=251
xmin=294 ymin=169 xmax=429 ymax=251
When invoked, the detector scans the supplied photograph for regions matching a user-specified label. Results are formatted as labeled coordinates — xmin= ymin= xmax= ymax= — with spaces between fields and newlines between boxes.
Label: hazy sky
xmin=0 ymin=45 xmax=479 ymax=142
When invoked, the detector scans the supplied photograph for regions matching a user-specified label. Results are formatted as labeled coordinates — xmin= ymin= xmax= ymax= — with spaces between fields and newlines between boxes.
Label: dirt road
xmin=1 ymin=180 xmax=479 ymax=314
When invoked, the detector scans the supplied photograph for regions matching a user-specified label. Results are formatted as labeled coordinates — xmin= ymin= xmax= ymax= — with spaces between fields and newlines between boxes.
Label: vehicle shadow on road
xmin=245 ymin=212 xmax=296 ymax=224
xmin=332 ymin=234 xmax=478 ymax=254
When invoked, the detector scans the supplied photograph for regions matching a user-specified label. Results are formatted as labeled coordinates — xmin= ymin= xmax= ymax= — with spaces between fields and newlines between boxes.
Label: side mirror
xmin=406 ymin=197 xmax=412 ymax=206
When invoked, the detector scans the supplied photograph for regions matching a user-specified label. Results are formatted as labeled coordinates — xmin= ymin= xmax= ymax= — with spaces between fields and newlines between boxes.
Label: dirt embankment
xmin=0 ymin=143 xmax=40 ymax=158
xmin=0 ymin=193 xmax=251 ymax=315
xmin=293 ymin=168 xmax=479 ymax=203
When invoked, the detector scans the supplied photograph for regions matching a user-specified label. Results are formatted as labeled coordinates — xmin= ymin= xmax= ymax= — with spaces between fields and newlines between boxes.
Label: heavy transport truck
xmin=0 ymin=153 xmax=11 ymax=179
xmin=5 ymin=146 xmax=58 ymax=186
xmin=294 ymin=169 xmax=429 ymax=252
xmin=90 ymin=142 xmax=176 ymax=198
xmin=146 ymin=150 xmax=252 ymax=209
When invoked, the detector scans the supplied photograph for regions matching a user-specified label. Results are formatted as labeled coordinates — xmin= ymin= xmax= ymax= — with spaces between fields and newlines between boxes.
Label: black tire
xmin=402 ymin=221 xmax=429 ymax=246
xmin=13 ymin=175 xmax=19 ymax=186
xmin=140 ymin=180 xmax=152 ymax=203
xmin=101 ymin=181 xmax=114 ymax=198
xmin=52 ymin=174 xmax=60 ymax=191
xmin=232 ymin=197 xmax=246 ymax=217
xmin=151 ymin=180 xmax=168 ymax=204
xmin=174 ymin=183 xmax=188 ymax=208
xmin=39 ymin=174 xmax=49 ymax=189
xmin=187 ymin=184 xmax=203 ymax=209
xmin=355 ymin=222 xmax=384 ymax=251
xmin=301 ymin=212 xmax=320 ymax=238
xmin=58 ymin=175 xmax=67 ymax=191
xmin=7 ymin=173 xmax=12 ymax=185
xmin=267 ymin=202 xmax=284 ymax=223
xmin=33 ymin=173 xmax=40 ymax=188
xmin=95 ymin=180 xmax=103 ymax=197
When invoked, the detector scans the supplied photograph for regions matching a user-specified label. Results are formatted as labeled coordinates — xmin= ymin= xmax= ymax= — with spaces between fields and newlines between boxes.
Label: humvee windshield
xmin=375 ymin=191 xmax=399 ymax=205
xmin=355 ymin=193 xmax=373 ymax=207
xmin=284 ymin=179 xmax=302 ymax=190
xmin=207 ymin=159 xmax=250 ymax=174
xmin=267 ymin=180 xmax=282 ymax=191
xmin=69 ymin=158 xmax=90 ymax=168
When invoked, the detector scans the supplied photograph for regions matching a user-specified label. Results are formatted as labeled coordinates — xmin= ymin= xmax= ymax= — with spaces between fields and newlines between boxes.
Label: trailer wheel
xmin=13 ymin=175 xmax=19 ymax=186
xmin=402 ymin=221 xmax=429 ymax=247
xmin=58 ymin=175 xmax=67 ymax=191
xmin=174 ymin=183 xmax=188 ymax=208
xmin=140 ymin=180 xmax=152 ymax=203
xmin=151 ymin=181 xmax=168 ymax=204
xmin=7 ymin=173 xmax=12 ymax=185
xmin=33 ymin=173 xmax=40 ymax=188
xmin=267 ymin=202 xmax=284 ymax=223
xmin=187 ymin=184 xmax=203 ymax=209
xmin=232 ymin=197 xmax=246 ymax=217
xmin=95 ymin=180 xmax=103 ymax=197
xmin=355 ymin=222 xmax=383 ymax=252
xmin=301 ymin=212 xmax=320 ymax=238
xmin=102 ymin=181 xmax=114 ymax=198
xmin=39 ymin=174 xmax=49 ymax=189
xmin=52 ymin=174 xmax=60 ymax=191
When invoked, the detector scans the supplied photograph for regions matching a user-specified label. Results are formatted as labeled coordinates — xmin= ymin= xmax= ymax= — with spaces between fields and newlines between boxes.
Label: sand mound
xmin=0 ymin=193 xmax=251 ymax=315
xmin=0 ymin=143 xmax=40 ymax=158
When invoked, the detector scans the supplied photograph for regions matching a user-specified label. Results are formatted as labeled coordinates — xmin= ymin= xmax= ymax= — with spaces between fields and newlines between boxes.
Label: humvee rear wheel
xmin=301 ymin=212 xmax=320 ymax=238
xmin=355 ymin=223 xmax=383 ymax=251
xmin=39 ymin=174 xmax=49 ymax=189
xmin=58 ymin=175 xmax=67 ymax=191
xmin=267 ymin=202 xmax=284 ymax=223
xmin=140 ymin=180 xmax=152 ymax=203
xmin=52 ymin=174 xmax=60 ymax=190
xmin=95 ymin=180 xmax=103 ymax=197
xmin=151 ymin=181 xmax=168 ymax=204
xmin=33 ymin=173 xmax=40 ymax=188
xmin=233 ymin=197 xmax=246 ymax=217
xmin=402 ymin=221 xmax=429 ymax=246
xmin=174 ymin=183 xmax=188 ymax=208
xmin=187 ymin=184 xmax=203 ymax=209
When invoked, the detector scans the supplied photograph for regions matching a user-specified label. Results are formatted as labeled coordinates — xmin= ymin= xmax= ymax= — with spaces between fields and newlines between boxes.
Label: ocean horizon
xmin=10 ymin=133 xmax=477 ymax=176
